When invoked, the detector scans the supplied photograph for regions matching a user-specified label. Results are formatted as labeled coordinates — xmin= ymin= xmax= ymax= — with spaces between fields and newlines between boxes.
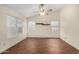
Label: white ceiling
xmin=2 ymin=4 xmax=65 ymax=17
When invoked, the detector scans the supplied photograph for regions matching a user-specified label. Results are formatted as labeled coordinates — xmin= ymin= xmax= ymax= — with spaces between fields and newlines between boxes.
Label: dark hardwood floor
xmin=2 ymin=38 xmax=79 ymax=54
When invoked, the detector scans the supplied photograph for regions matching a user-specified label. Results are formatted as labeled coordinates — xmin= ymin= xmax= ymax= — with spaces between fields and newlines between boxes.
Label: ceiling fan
xmin=39 ymin=4 xmax=53 ymax=16
xmin=27 ymin=4 xmax=53 ymax=19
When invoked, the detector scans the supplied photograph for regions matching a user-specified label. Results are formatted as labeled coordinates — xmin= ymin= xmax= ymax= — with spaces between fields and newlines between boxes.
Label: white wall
xmin=27 ymin=11 xmax=60 ymax=37
xmin=0 ymin=5 xmax=27 ymax=53
xmin=60 ymin=5 xmax=79 ymax=50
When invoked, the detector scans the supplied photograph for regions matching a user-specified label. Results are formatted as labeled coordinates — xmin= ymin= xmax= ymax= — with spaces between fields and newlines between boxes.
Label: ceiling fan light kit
xmin=39 ymin=4 xmax=47 ymax=16
xmin=39 ymin=11 xmax=46 ymax=16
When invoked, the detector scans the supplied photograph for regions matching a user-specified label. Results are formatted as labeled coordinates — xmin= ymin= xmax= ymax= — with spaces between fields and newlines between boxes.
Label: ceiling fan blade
xmin=47 ymin=9 xmax=60 ymax=16
xmin=48 ymin=9 xmax=53 ymax=12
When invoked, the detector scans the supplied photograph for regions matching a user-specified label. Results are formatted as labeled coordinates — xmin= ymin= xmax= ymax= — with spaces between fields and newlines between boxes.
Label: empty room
xmin=0 ymin=4 xmax=79 ymax=54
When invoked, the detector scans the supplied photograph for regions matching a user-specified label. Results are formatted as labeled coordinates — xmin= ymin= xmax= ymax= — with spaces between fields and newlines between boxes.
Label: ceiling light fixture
xmin=39 ymin=4 xmax=47 ymax=16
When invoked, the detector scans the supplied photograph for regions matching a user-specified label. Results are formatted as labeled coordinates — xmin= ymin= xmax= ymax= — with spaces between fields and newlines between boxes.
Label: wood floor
xmin=2 ymin=38 xmax=79 ymax=54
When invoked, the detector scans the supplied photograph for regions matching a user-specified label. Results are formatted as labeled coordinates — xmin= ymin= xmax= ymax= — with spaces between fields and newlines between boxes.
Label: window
xmin=50 ymin=21 xmax=59 ymax=32
xmin=28 ymin=21 xmax=36 ymax=32
xmin=7 ymin=16 xmax=23 ymax=38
